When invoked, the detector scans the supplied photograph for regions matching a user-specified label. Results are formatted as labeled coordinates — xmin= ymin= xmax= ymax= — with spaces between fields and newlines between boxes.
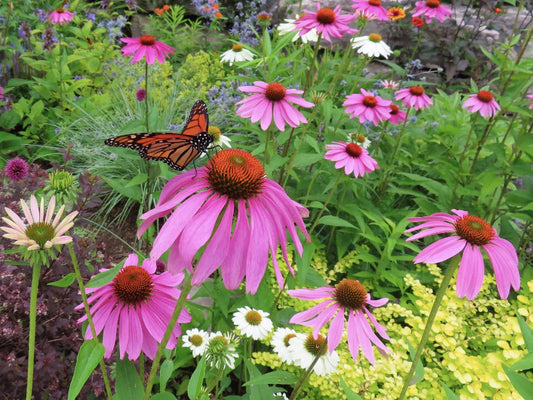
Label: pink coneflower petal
xmin=413 ymin=236 xmax=466 ymax=263
xmin=457 ymin=243 xmax=485 ymax=299
xmin=483 ymin=239 xmax=520 ymax=299
xmin=327 ymin=308 xmax=345 ymax=351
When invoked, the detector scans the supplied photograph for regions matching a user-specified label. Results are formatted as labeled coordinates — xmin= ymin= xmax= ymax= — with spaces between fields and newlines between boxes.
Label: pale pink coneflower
xmin=412 ymin=0 xmax=452 ymax=23
xmin=137 ymin=149 xmax=310 ymax=294
xmin=120 ymin=35 xmax=174 ymax=64
xmin=48 ymin=7 xmax=74 ymax=25
xmin=351 ymin=0 xmax=389 ymax=21
xmin=288 ymin=279 xmax=390 ymax=365
xmin=462 ymin=90 xmax=500 ymax=118
xmin=293 ymin=3 xmax=358 ymax=43
xmin=380 ymin=79 xmax=399 ymax=90
xmin=325 ymin=141 xmax=379 ymax=178
xmin=236 ymin=81 xmax=314 ymax=131
xmin=394 ymin=86 xmax=433 ymax=110
xmin=1 ymin=195 xmax=77 ymax=250
xmin=343 ymin=89 xmax=392 ymax=126
xmin=77 ymin=253 xmax=192 ymax=360
xmin=388 ymin=104 xmax=407 ymax=125
xmin=404 ymin=209 xmax=520 ymax=300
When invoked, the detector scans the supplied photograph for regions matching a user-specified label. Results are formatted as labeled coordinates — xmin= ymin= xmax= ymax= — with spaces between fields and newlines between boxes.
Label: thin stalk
xmin=68 ymin=242 xmax=113 ymax=399
xmin=467 ymin=116 xmax=497 ymax=176
xmin=145 ymin=61 xmax=149 ymax=132
xmin=326 ymin=184 xmax=348 ymax=254
xmin=25 ymin=263 xmax=41 ymax=400
xmin=144 ymin=274 xmax=193 ymax=399
xmin=264 ymin=124 xmax=272 ymax=165
xmin=289 ymin=340 xmax=327 ymax=400
xmin=304 ymin=33 xmax=322 ymax=92
xmin=309 ymin=172 xmax=342 ymax=235
xmin=397 ymin=255 xmax=460 ymax=400
xmin=277 ymin=126 xmax=297 ymax=184
xmin=271 ymin=271 xmax=291 ymax=313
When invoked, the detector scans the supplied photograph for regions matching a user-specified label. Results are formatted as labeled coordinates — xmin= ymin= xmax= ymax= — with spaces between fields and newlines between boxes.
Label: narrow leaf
xmin=517 ymin=313 xmax=533 ymax=352
xmin=188 ymin=356 xmax=206 ymax=400
xmin=502 ymin=363 xmax=533 ymax=399
xmin=68 ymin=341 xmax=105 ymax=400
xmin=339 ymin=377 xmax=362 ymax=400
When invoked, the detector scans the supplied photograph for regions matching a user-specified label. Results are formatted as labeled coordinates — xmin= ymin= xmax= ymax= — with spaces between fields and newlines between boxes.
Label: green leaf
xmin=517 ymin=313 xmax=533 ymax=352
xmin=86 ymin=262 xmax=123 ymax=288
xmin=318 ymin=215 xmax=356 ymax=229
xmin=502 ymin=363 xmax=533 ymax=399
xmin=48 ymin=272 xmax=76 ymax=287
xmin=407 ymin=340 xmax=424 ymax=384
xmin=188 ymin=355 xmax=206 ymax=400
xmin=150 ymin=393 xmax=178 ymax=400
xmin=511 ymin=353 xmax=533 ymax=372
xmin=115 ymin=358 xmax=144 ymax=400
xmin=339 ymin=376 xmax=362 ymax=400
xmin=243 ymin=358 xmax=276 ymax=400
xmin=68 ymin=341 xmax=105 ymax=400
xmin=125 ymin=173 xmax=148 ymax=188
xmin=104 ymin=177 xmax=142 ymax=202
xmin=160 ymin=359 xmax=175 ymax=392
xmin=442 ymin=382 xmax=460 ymax=400
xmin=244 ymin=371 xmax=297 ymax=386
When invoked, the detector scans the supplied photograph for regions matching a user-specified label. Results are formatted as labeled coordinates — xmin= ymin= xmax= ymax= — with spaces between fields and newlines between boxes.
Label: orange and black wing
xmin=104 ymin=100 xmax=214 ymax=171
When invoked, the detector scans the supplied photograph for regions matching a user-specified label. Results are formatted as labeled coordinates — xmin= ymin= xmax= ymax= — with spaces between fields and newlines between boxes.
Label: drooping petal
xmin=327 ymin=307 xmax=345 ymax=352
xmin=456 ymin=243 xmax=485 ymax=300
xmin=413 ymin=236 xmax=466 ymax=264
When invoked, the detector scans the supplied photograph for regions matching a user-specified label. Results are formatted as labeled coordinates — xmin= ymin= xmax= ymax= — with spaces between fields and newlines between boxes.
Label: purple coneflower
xmin=137 ymin=149 xmax=310 ymax=294
xmin=343 ymin=89 xmax=392 ymax=126
xmin=394 ymin=86 xmax=433 ymax=110
xmin=388 ymin=104 xmax=407 ymax=125
xmin=325 ymin=141 xmax=379 ymax=178
xmin=293 ymin=3 xmax=358 ymax=43
xmin=77 ymin=253 xmax=192 ymax=360
xmin=236 ymin=81 xmax=314 ymax=131
xmin=462 ymin=90 xmax=501 ymax=118
xmin=288 ymin=279 xmax=390 ymax=365
xmin=120 ymin=35 xmax=174 ymax=64
xmin=405 ymin=209 xmax=520 ymax=300
xmin=48 ymin=7 xmax=74 ymax=25
xmin=351 ymin=0 xmax=389 ymax=21
xmin=412 ymin=0 xmax=452 ymax=23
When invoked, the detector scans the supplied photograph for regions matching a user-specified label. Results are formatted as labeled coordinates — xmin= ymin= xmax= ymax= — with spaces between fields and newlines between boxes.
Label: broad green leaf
xmin=68 ymin=340 xmax=105 ymax=400
xmin=125 ymin=173 xmax=148 ymax=188
xmin=48 ymin=272 xmax=76 ymax=287
xmin=339 ymin=377 xmax=362 ymax=400
xmin=160 ymin=359 xmax=175 ymax=392
xmin=244 ymin=371 xmax=297 ymax=386
xmin=188 ymin=356 xmax=206 ymax=400
xmin=243 ymin=358 xmax=276 ymax=400
xmin=517 ymin=313 xmax=533 ymax=352
xmin=151 ymin=393 xmax=178 ymax=400
xmin=86 ymin=262 xmax=123 ymax=288
xmin=318 ymin=215 xmax=356 ymax=229
xmin=104 ymin=177 xmax=142 ymax=202
xmin=115 ymin=358 xmax=144 ymax=400
xmin=502 ymin=363 xmax=533 ymax=399
xmin=511 ymin=353 xmax=533 ymax=371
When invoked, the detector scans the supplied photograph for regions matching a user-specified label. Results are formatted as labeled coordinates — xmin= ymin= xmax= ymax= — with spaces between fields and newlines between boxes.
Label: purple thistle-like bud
xmin=136 ymin=88 xmax=146 ymax=101
xmin=5 ymin=157 xmax=29 ymax=181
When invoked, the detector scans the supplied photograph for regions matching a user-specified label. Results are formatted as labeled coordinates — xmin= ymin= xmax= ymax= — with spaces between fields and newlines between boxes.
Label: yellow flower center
xmin=112 ymin=266 xmax=154 ymax=304
xmin=232 ymin=44 xmax=243 ymax=52
xmin=245 ymin=310 xmax=262 ymax=325
xmin=207 ymin=149 xmax=265 ymax=199
xmin=304 ymin=334 xmax=327 ymax=356
xmin=190 ymin=334 xmax=204 ymax=346
xmin=283 ymin=333 xmax=297 ymax=347
xmin=368 ymin=33 xmax=382 ymax=42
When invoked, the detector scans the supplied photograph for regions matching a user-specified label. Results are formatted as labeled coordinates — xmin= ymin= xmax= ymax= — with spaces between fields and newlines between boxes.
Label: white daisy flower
xmin=208 ymin=126 xmax=231 ymax=148
xmin=277 ymin=18 xmax=318 ymax=44
xmin=288 ymin=333 xmax=340 ymax=376
xmin=220 ymin=44 xmax=255 ymax=66
xmin=205 ymin=331 xmax=239 ymax=369
xmin=351 ymin=33 xmax=392 ymax=59
xmin=346 ymin=132 xmax=372 ymax=149
xmin=271 ymin=327 xmax=302 ymax=364
xmin=182 ymin=328 xmax=210 ymax=357
xmin=232 ymin=306 xmax=273 ymax=340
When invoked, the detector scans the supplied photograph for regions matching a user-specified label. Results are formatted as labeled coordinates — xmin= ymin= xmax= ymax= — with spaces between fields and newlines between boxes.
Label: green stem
xmin=289 ymin=340 xmax=327 ymax=400
xmin=145 ymin=61 xmax=149 ymax=132
xmin=264 ymin=124 xmax=272 ymax=165
xmin=304 ymin=33 xmax=322 ymax=92
xmin=144 ymin=274 xmax=193 ymax=399
xmin=68 ymin=242 xmax=113 ymax=399
xmin=25 ymin=262 xmax=41 ymax=400
xmin=309 ymin=172 xmax=342 ymax=235
xmin=397 ymin=254 xmax=460 ymax=400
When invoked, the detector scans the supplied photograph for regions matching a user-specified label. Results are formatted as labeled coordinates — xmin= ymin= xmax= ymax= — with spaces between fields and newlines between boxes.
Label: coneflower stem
xmin=309 ymin=172 xmax=342 ymax=235
xmin=25 ymin=262 xmax=41 ymax=400
xmin=144 ymin=274 xmax=193 ymax=399
xmin=397 ymin=254 xmax=460 ymax=400
xmin=289 ymin=340 xmax=327 ymax=400
xmin=68 ymin=242 xmax=113 ymax=399
xmin=145 ymin=61 xmax=149 ymax=132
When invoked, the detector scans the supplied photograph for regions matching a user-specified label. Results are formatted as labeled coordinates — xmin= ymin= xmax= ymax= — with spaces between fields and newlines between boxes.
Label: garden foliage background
xmin=0 ymin=0 xmax=532 ymax=399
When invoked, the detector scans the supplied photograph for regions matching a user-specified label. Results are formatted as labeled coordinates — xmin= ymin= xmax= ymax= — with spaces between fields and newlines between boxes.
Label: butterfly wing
xmin=104 ymin=100 xmax=213 ymax=171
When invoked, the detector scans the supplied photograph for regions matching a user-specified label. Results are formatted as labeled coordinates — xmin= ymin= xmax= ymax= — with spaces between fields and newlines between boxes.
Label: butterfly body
xmin=105 ymin=100 xmax=213 ymax=171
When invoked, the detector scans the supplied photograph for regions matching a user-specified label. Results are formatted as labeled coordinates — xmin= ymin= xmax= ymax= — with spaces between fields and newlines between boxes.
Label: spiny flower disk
xmin=316 ymin=7 xmax=335 ymax=24
xmin=25 ymin=222 xmax=56 ymax=249
xmin=477 ymin=90 xmax=494 ymax=102
xmin=334 ymin=279 xmax=367 ymax=310
xmin=346 ymin=143 xmax=363 ymax=157
xmin=305 ymin=333 xmax=327 ymax=356
xmin=207 ymin=149 xmax=265 ymax=199
xmin=368 ymin=33 xmax=382 ymax=42
xmin=140 ymin=35 xmax=156 ymax=45
xmin=112 ymin=265 xmax=154 ymax=304
xmin=232 ymin=44 xmax=243 ymax=51
xmin=363 ymin=95 xmax=378 ymax=107
xmin=369 ymin=0 xmax=382 ymax=5
xmin=426 ymin=0 xmax=441 ymax=7
xmin=410 ymin=85 xmax=425 ymax=96
xmin=245 ymin=310 xmax=263 ymax=325
xmin=265 ymin=83 xmax=287 ymax=102
xmin=190 ymin=333 xmax=205 ymax=346
xmin=455 ymin=215 xmax=494 ymax=245
xmin=284 ymin=333 xmax=297 ymax=346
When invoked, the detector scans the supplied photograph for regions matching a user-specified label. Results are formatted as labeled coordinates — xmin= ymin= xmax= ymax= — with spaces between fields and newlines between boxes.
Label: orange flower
xmin=213 ymin=4 xmax=219 ymax=10
xmin=215 ymin=12 xmax=222 ymax=18
xmin=163 ymin=5 xmax=170 ymax=11
xmin=155 ymin=8 xmax=163 ymax=15
xmin=494 ymin=7 xmax=501 ymax=13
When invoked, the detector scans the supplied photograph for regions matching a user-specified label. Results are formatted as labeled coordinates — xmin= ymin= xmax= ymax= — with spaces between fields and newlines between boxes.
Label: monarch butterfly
xmin=104 ymin=100 xmax=214 ymax=171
